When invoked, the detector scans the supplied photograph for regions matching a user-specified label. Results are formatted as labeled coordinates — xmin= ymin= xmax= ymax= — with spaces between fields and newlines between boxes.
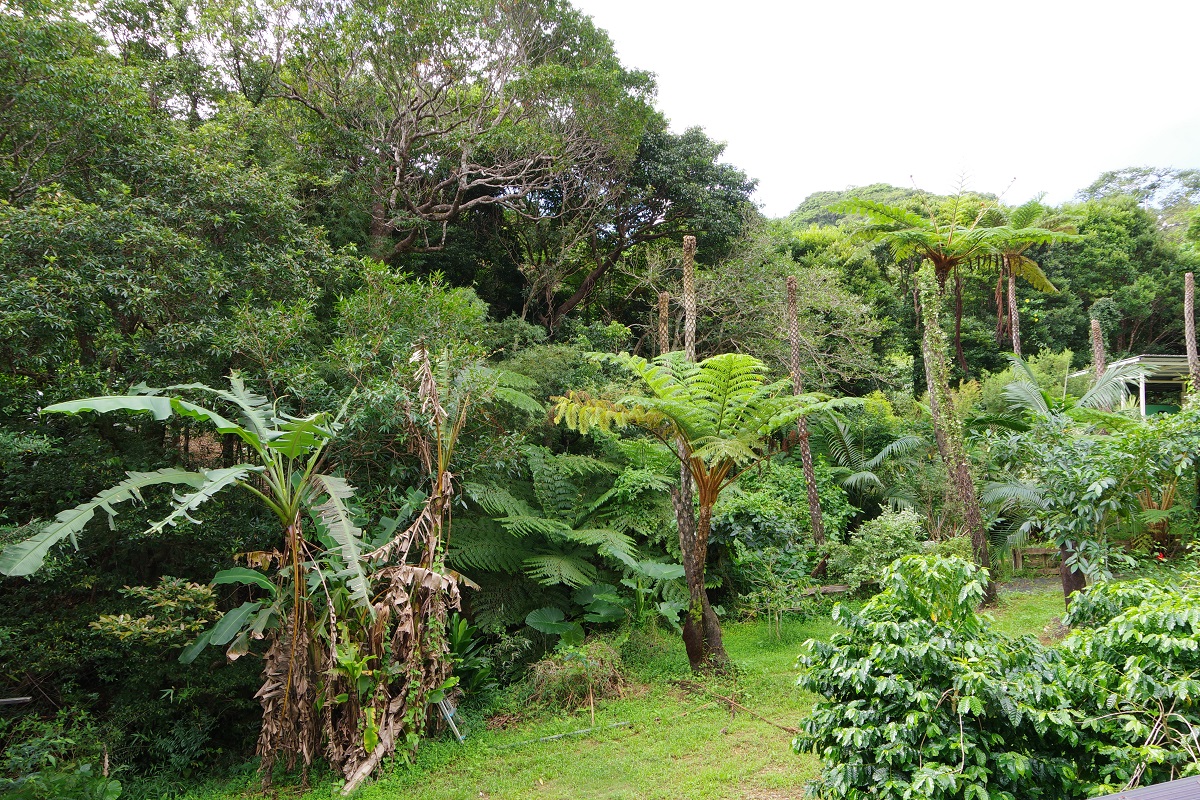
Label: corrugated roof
xmin=1067 ymin=354 xmax=1192 ymax=380
xmin=1096 ymin=775 xmax=1200 ymax=799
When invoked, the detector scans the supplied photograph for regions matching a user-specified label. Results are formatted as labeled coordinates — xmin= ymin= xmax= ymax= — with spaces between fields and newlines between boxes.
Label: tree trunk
xmin=787 ymin=276 xmax=826 ymax=571
xmin=657 ymin=291 xmax=670 ymax=355
xmin=682 ymin=236 xmax=697 ymax=361
xmin=1186 ymin=273 xmax=1200 ymax=401
xmin=1059 ymin=542 xmax=1087 ymax=607
xmin=953 ymin=266 xmax=968 ymax=376
xmin=1091 ymin=318 xmax=1106 ymax=378
xmin=917 ymin=267 xmax=994 ymax=603
xmin=671 ymin=240 xmax=726 ymax=671
xmin=1007 ymin=263 xmax=1022 ymax=359
xmin=671 ymin=478 xmax=726 ymax=670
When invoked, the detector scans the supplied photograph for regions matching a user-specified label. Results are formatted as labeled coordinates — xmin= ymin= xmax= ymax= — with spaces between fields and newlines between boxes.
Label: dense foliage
xmin=2 ymin=0 xmax=1199 ymax=795
xmin=797 ymin=556 xmax=1200 ymax=799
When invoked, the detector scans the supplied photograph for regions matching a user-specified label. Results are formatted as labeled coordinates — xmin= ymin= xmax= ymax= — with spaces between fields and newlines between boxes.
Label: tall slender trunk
xmin=786 ymin=276 xmax=826 ymax=561
xmin=672 ymin=236 xmax=727 ymax=670
xmin=1186 ymin=273 xmax=1200 ymax=401
xmin=657 ymin=291 xmax=670 ymax=356
xmin=917 ymin=267 xmax=994 ymax=602
xmin=954 ymin=266 xmax=968 ymax=376
xmin=1091 ymin=318 xmax=1106 ymax=378
xmin=1007 ymin=260 xmax=1022 ymax=359
xmin=682 ymin=236 xmax=697 ymax=361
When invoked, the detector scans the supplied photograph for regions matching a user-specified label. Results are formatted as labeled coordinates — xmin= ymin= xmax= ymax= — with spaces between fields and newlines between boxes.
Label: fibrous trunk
xmin=917 ymin=267 xmax=994 ymax=603
xmin=1007 ymin=263 xmax=1022 ymax=359
xmin=682 ymin=236 xmax=697 ymax=361
xmin=786 ymin=276 xmax=826 ymax=573
xmin=672 ymin=475 xmax=727 ymax=671
xmin=1186 ymin=272 xmax=1199 ymax=400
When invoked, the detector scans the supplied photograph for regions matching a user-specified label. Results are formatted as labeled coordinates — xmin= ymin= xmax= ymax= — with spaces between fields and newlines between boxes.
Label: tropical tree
xmin=814 ymin=412 xmax=924 ymax=517
xmin=0 ymin=355 xmax=481 ymax=793
xmin=982 ymin=196 xmax=1076 ymax=358
xmin=837 ymin=196 xmax=1070 ymax=599
xmin=552 ymin=351 xmax=851 ymax=671
xmin=836 ymin=194 xmax=1069 ymax=374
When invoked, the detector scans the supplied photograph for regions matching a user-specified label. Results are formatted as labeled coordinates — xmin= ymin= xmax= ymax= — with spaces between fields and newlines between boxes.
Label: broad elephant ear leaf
xmin=0 ymin=468 xmax=207 ymax=577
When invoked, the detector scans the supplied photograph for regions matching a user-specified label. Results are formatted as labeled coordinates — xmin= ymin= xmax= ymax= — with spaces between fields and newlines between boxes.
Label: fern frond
xmin=449 ymin=523 xmax=533 ymax=575
xmin=524 ymin=549 xmax=597 ymax=588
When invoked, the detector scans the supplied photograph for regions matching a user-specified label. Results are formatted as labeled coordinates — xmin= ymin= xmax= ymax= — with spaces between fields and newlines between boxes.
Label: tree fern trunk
xmin=918 ymin=267 xmax=994 ymax=603
xmin=1008 ymin=261 xmax=1022 ymax=359
xmin=671 ymin=474 xmax=704 ymax=669
xmin=657 ymin=291 xmax=670 ymax=356
xmin=694 ymin=503 xmax=727 ymax=668
xmin=682 ymin=236 xmax=697 ymax=361
xmin=787 ymin=276 xmax=827 ymax=560
xmin=953 ymin=266 xmax=968 ymax=376
xmin=1091 ymin=318 xmax=1106 ymax=378
xmin=1186 ymin=272 xmax=1199 ymax=400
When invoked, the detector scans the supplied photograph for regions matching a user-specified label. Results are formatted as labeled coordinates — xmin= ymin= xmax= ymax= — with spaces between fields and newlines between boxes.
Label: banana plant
xmin=0 ymin=375 xmax=364 ymax=602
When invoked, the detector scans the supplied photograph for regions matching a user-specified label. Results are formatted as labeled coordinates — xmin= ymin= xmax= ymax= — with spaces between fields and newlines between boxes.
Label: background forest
xmin=4 ymin=0 xmax=1200 ymax=798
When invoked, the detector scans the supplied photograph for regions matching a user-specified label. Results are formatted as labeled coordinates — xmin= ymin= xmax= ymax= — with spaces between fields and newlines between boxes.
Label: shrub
xmin=926 ymin=535 xmax=973 ymax=561
xmin=523 ymin=638 xmax=624 ymax=711
xmin=797 ymin=556 xmax=1200 ymax=799
xmin=826 ymin=509 xmax=924 ymax=591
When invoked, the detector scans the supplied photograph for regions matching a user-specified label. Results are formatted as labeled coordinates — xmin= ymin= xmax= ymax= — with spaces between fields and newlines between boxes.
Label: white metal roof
xmin=1067 ymin=354 xmax=1191 ymax=381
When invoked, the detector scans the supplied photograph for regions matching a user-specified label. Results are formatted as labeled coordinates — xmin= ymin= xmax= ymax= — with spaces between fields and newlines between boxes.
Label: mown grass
xmin=174 ymin=587 xmax=1063 ymax=800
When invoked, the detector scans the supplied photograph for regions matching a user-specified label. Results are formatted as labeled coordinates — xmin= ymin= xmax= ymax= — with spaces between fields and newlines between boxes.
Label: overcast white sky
xmin=572 ymin=0 xmax=1200 ymax=218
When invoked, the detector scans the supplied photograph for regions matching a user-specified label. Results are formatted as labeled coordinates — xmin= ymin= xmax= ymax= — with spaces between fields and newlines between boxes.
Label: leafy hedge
xmin=795 ymin=556 xmax=1200 ymax=799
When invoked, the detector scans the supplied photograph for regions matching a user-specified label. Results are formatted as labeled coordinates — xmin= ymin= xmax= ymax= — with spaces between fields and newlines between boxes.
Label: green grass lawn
xmin=177 ymin=586 xmax=1065 ymax=800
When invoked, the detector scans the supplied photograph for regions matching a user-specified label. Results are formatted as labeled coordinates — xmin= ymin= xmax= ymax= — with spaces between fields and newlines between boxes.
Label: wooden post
xmin=682 ymin=236 xmax=697 ymax=362
xmin=787 ymin=276 xmax=826 ymax=551
xmin=1186 ymin=272 xmax=1200 ymax=401
xmin=657 ymin=291 xmax=670 ymax=356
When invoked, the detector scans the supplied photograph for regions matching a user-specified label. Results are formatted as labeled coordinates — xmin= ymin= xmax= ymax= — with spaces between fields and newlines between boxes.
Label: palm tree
xmin=980 ymin=354 xmax=1141 ymax=431
xmin=815 ymin=412 xmax=924 ymax=517
xmin=553 ymin=351 xmax=849 ymax=671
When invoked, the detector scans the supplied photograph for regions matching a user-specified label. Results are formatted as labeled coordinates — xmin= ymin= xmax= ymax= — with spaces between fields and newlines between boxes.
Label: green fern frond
xmin=449 ymin=523 xmax=533 ymax=575
xmin=524 ymin=549 xmax=597 ymax=588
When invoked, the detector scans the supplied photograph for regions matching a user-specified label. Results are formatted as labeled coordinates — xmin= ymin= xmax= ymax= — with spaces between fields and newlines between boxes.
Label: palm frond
xmin=1078 ymin=362 xmax=1142 ymax=410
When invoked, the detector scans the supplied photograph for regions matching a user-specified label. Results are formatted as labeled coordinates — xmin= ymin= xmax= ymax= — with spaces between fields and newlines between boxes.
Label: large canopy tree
xmin=553 ymin=352 xmax=849 ymax=670
xmin=204 ymin=0 xmax=658 ymax=259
